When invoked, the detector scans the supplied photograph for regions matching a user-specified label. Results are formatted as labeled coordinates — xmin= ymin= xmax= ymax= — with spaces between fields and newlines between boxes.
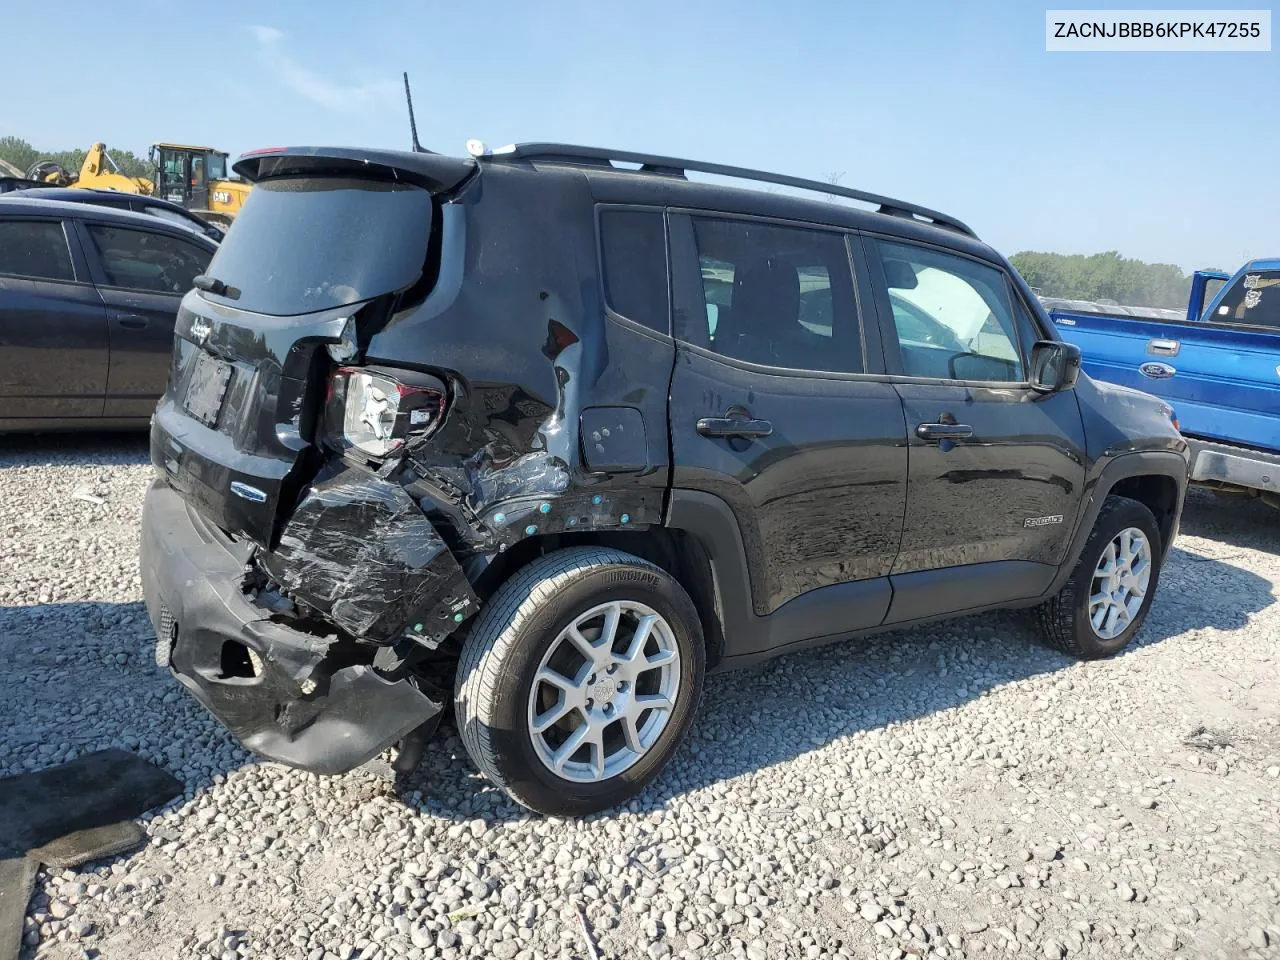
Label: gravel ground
xmin=2 ymin=433 xmax=1278 ymax=960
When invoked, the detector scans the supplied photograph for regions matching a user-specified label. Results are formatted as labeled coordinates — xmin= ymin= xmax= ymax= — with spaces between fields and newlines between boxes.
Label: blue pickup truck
xmin=1045 ymin=259 xmax=1280 ymax=509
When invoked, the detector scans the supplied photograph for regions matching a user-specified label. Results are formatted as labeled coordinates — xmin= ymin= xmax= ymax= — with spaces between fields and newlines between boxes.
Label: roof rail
xmin=479 ymin=142 xmax=976 ymax=238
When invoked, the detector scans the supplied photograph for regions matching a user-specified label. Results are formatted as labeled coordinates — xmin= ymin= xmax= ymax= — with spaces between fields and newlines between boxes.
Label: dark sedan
xmin=0 ymin=197 xmax=217 ymax=431
xmin=8 ymin=186 xmax=225 ymax=242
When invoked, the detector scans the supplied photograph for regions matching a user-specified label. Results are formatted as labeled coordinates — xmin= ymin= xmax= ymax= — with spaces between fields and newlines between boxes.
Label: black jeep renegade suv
xmin=140 ymin=142 xmax=1188 ymax=816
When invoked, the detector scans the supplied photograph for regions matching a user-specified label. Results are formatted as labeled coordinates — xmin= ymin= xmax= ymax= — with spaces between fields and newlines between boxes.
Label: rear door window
xmin=0 ymin=220 xmax=75 ymax=282
xmin=84 ymin=224 xmax=211 ymax=294
xmin=599 ymin=208 xmax=669 ymax=333
xmin=201 ymin=176 xmax=432 ymax=316
xmin=686 ymin=217 xmax=864 ymax=374
xmin=1208 ymin=270 xmax=1280 ymax=330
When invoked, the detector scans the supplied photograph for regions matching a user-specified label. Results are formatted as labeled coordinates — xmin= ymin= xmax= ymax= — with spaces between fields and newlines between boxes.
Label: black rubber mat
xmin=0 ymin=750 xmax=182 ymax=960
xmin=0 ymin=858 xmax=36 ymax=960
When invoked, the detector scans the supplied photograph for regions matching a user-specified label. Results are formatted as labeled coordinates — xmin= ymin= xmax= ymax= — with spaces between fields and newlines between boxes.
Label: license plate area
xmin=183 ymin=352 xmax=232 ymax=427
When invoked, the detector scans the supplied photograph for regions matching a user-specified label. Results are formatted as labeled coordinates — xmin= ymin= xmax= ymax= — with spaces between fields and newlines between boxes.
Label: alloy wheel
xmin=527 ymin=600 xmax=681 ymax=783
xmin=1089 ymin=526 xmax=1152 ymax=640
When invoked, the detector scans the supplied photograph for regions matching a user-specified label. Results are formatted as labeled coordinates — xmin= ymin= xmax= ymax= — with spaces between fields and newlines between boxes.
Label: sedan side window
xmin=85 ymin=224 xmax=211 ymax=294
xmin=0 ymin=220 xmax=75 ymax=282
xmin=875 ymin=240 xmax=1024 ymax=382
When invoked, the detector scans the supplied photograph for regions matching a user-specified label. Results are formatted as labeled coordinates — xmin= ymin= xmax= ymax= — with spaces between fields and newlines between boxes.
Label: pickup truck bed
xmin=1049 ymin=263 xmax=1280 ymax=507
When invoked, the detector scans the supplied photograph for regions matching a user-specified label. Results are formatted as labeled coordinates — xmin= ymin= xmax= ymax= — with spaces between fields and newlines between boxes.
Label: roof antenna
xmin=403 ymin=72 xmax=425 ymax=153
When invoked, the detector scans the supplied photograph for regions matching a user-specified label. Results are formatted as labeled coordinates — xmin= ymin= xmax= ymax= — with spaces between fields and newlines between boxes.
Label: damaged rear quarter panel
xmin=261 ymin=163 xmax=676 ymax=646
xmin=257 ymin=468 xmax=479 ymax=645
xmin=364 ymin=167 xmax=675 ymax=541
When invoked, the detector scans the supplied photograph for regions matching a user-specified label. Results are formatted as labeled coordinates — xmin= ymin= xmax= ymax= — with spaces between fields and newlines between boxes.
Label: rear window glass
xmin=201 ymin=177 xmax=431 ymax=316
xmin=1209 ymin=269 xmax=1280 ymax=330
xmin=0 ymin=220 xmax=74 ymax=282
xmin=599 ymin=209 xmax=669 ymax=333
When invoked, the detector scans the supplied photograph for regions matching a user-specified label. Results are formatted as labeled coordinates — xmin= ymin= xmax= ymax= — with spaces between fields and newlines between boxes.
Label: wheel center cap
xmin=591 ymin=676 xmax=618 ymax=705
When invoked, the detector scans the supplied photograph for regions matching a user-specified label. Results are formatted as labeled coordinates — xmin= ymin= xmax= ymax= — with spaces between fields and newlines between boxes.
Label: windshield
xmin=201 ymin=176 xmax=431 ymax=316
xmin=1208 ymin=269 xmax=1280 ymax=330
xmin=207 ymin=153 xmax=228 ymax=180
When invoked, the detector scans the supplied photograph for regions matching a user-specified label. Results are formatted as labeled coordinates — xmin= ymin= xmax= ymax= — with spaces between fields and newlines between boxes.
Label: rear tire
xmin=454 ymin=547 xmax=705 ymax=816
xmin=1037 ymin=495 xmax=1162 ymax=659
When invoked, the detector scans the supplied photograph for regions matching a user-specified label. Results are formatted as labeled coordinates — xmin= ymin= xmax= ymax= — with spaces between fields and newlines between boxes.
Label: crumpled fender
xmin=257 ymin=468 xmax=479 ymax=646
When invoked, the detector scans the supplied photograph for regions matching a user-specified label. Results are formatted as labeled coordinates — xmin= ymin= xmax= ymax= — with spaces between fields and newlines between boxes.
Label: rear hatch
xmin=151 ymin=148 xmax=474 ymax=546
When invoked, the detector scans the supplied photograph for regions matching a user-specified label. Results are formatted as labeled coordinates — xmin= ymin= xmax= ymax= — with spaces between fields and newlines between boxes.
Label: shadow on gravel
xmin=0 ymin=431 xmax=148 ymax=470
xmin=0 ymin=600 xmax=214 ymax=765
xmin=1178 ymin=486 xmax=1280 ymax=555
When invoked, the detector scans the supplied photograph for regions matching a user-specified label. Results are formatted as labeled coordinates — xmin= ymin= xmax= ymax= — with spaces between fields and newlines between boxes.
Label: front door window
xmin=876 ymin=240 xmax=1025 ymax=381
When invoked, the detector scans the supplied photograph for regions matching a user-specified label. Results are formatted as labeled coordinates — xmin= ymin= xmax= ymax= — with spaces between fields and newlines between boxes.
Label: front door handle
xmin=916 ymin=422 xmax=973 ymax=441
xmin=697 ymin=416 xmax=774 ymax=439
xmin=117 ymin=315 xmax=149 ymax=329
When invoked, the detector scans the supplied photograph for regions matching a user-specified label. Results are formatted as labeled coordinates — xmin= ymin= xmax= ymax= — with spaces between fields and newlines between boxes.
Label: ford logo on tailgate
xmin=1139 ymin=361 xmax=1176 ymax=380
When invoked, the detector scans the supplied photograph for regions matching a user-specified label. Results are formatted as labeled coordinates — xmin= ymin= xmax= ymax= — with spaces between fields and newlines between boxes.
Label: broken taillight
xmin=323 ymin=367 xmax=446 ymax=459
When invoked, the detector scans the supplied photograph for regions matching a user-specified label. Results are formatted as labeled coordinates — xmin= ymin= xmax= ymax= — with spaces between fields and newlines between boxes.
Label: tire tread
xmin=1036 ymin=494 xmax=1159 ymax=658
xmin=454 ymin=547 xmax=667 ymax=808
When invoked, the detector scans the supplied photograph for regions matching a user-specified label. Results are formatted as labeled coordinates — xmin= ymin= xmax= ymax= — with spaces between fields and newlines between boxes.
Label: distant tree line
xmin=0 ymin=136 xmax=151 ymax=181
xmin=1009 ymin=250 xmax=1206 ymax=310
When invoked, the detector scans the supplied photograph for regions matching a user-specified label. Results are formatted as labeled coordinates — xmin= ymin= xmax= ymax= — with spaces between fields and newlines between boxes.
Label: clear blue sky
xmin=2 ymin=1 xmax=1275 ymax=271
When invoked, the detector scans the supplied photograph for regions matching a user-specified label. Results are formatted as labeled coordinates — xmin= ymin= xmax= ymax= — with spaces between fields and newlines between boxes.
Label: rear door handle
xmin=1147 ymin=338 xmax=1180 ymax=356
xmin=697 ymin=417 xmax=774 ymax=439
xmin=117 ymin=315 xmax=149 ymax=329
xmin=916 ymin=422 xmax=974 ymax=441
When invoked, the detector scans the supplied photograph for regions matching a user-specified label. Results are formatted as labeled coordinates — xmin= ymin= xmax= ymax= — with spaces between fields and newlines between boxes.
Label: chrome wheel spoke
xmin=1090 ymin=599 xmax=1109 ymax=630
xmin=535 ymin=667 xmax=581 ymax=697
xmin=600 ymin=603 xmax=622 ymax=653
xmin=634 ymin=692 xmax=674 ymax=712
xmin=551 ymin=722 xmax=591 ymax=773
xmin=531 ymin=694 xmax=576 ymax=734
xmin=564 ymin=625 xmax=601 ymax=664
xmin=622 ymin=614 xmax=657 ymax=662
xmin=620 ymin=713 xmax=645 ymax=754
xmin=588 ymin=730 xmax=607 ymax=780
xmin=1096 ymin=543 xmax=1118 ymax=577
xmin=643 ymin=647 xmax=677 ymax=670
xmin=1103 ymin=603 xmax=1121 ymax=635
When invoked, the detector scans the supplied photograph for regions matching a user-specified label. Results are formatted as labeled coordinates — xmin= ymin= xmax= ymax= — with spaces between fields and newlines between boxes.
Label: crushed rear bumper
xmin=139 ymin=480 xmax=443 ymax=774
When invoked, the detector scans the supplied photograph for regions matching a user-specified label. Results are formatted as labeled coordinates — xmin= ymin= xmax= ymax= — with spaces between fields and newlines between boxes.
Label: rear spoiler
xmin=233 ymin=147 xmax=476 ymax=194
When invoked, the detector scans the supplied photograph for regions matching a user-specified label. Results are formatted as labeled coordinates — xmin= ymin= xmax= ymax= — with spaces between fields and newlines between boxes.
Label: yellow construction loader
xmin=27 ymin=142 xmax=250 ymax=227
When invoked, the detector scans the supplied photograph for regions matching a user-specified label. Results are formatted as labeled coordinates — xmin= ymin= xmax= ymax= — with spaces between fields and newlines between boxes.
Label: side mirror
xmin=1030 ymin=340 xmax=1081 ymax=393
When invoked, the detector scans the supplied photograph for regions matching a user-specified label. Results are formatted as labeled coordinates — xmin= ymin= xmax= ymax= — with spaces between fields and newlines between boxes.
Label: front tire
xmin=1037 ymin=495 xmax=1162 ymax=659
xmin=454 ymin=547 xmax=705 ymax=816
